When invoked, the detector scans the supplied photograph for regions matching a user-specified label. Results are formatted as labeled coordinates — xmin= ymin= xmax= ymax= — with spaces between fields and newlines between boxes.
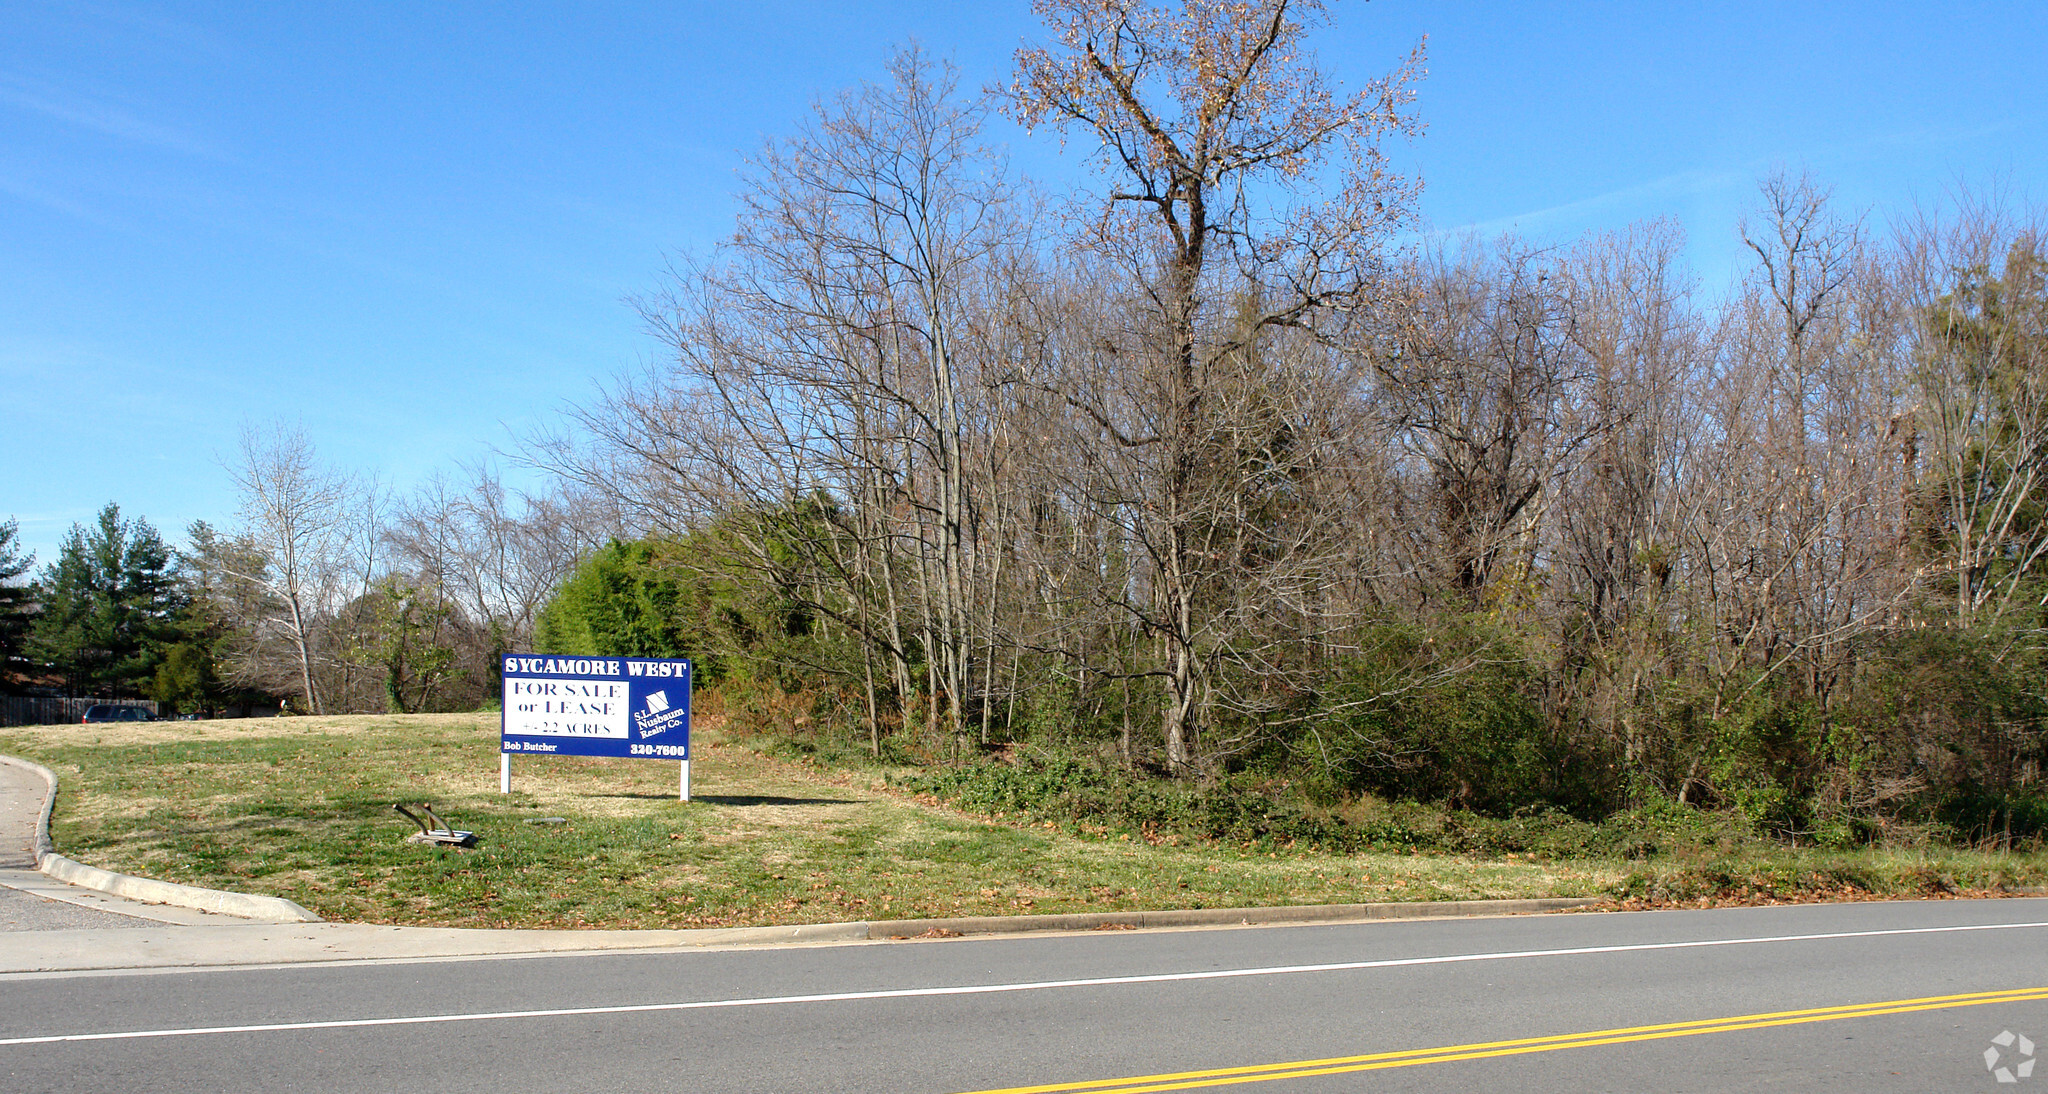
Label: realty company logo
xmin=634 ymin=689 xmax=688 ymax=740
xmin=1987 ymin=1030 xmax=2037 ymax=1083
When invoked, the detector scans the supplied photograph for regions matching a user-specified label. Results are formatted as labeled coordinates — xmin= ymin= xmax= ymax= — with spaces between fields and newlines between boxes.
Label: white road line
xmin=5 ymin=919 xmax=2045 ymax=1047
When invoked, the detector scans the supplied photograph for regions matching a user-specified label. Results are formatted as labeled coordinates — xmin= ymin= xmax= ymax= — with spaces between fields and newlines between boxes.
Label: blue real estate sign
xmin=499 ymin=654 xmax=692 ymax=760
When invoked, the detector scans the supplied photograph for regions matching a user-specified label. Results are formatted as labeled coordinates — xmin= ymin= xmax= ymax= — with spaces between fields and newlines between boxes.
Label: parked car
xmin=80 ymin=704 xmax=156 ymax=723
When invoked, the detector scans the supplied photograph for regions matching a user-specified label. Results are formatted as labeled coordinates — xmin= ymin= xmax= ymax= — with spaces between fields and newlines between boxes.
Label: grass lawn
xmin=1 ymin=713 xmax=2041 ymax=929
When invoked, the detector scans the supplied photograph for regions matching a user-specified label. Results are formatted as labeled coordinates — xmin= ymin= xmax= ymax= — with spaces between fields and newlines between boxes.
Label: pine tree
xmin=27 ymin=504 xmax=187 ymax=697
xmin=0 ymin=518 xmax=34 ymax=689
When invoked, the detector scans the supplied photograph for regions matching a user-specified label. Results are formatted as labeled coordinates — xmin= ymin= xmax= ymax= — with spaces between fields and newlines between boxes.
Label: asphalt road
xmin=0 ymin=881 xmax=155 ymax=933
xmin=3 ymin=898 xmax=2045 ymax=1093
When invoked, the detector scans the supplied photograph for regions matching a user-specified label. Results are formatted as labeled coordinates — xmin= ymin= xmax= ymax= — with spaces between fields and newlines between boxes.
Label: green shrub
xmin=1940 ymin=787 xmax=2048 ymax=848
xmin=1297 ymin=619 xmax=1617 ymax=818
xmin=897 ymin=756 xmax=1410 ymax=852
xmin=534 ymin=540 xmax=696 ymax=661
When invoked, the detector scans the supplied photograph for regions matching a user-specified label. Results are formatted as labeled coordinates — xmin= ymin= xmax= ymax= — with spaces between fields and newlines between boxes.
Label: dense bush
xmin=898 ymin=757 xmax=1386 ymax=851
xmin=534 ymin=527 xmax=841 ymax=690
xmin=540 ymin=530 xmax=2048 ymax=851
xmin=896 ymin=753 xmax=1797 ymax=860
xmin=1293 ymin=620 xmax=1617 ymax=819
xmin=534 ymin=540 xmax=694 ymax=661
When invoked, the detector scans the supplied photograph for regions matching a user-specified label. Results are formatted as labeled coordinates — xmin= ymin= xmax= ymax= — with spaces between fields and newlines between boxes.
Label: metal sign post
xmin=497 ymin=655 xmax=693 ymax=799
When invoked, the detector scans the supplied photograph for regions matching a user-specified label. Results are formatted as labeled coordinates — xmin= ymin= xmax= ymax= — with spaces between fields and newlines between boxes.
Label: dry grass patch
xmin=5 ymin=713 xmax=2035 ymax=928
xmin=0 ymin=713 xmax=1612 ymax=928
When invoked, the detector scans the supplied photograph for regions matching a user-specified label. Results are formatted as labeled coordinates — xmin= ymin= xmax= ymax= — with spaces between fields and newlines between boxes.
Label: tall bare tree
xmin=387 ymin=464 xmax=587 ymax=682
xmin=1373 ymin=238 xmax=1592 ymax=606
xmin=216 ymin=424 xmax=360 ymax=714
xmin=544 ymin=49 xmax=1038 ymax=751
xmin=1012 ymin=0 xmax=1424 ymax=772
xmin=1548 ymin=222 xmax=1704 ymax=774
xmin=1901 ymin=199 xmax=2048 ymax=622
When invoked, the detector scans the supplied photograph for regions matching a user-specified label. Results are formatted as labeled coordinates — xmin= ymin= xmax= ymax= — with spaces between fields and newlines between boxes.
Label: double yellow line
xmin=958 ymin=986 xmax=2048 ymax=1093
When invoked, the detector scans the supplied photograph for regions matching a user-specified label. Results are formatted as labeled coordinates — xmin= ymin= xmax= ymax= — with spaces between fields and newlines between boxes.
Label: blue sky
xmin=5 ymin=1 xmax=2043 ymax=568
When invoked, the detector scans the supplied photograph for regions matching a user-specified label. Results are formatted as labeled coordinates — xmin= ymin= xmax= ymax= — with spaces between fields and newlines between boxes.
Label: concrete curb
xmin=36 ymin=852 xmax=322 ymax=923
xmin=685 ymin=921 xmax=876 ymax=946
xmin=858 ymin=897 xmax=1605 ymax=939
xmin=0 ymin=753 xmax=321 ymax=924
xmin=0 ymin=898 xmax=1611 ymax=974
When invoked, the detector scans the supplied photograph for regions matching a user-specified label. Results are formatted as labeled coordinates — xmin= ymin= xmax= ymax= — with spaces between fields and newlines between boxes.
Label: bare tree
xmin=1373 ymin=238 xmax=1593 ymax=606
xmin=1012 ymin=0 xmax=1424 ymax=773
xmin=543 ymin=49 xmax=1038 ymax=752
xmin=1553 ymin=221 xmax=1698 ymax=633
xmin=1713 ymin=174 xmax=1909 ymax=716
xmin=211 ymin=425 xmax=361 ymax=713
xmin=386 ymin=463 xmax=587 ymax=681
xmin=1900 ymin=197 xmax=2048 ymax=621
xmin=1548 ymin=221 xmax=1704 ymax=776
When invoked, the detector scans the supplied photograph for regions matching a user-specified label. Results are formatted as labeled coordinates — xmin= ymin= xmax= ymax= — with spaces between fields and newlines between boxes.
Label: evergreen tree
xmin=170 ymin=520 xmax=288 ymax=712
xmin=0 ymin=518 xmax=33 ymax=689
xmin=149 ymin=641 xmax=217 ymax=714
xmin=535 ymin=540 xmax=690 ymax=659
xmin=27 ymin=503 xmax=186 ymax=697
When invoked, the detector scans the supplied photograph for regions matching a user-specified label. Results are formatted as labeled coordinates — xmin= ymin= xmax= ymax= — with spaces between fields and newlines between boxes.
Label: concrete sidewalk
xmin=0 ymin=755 xmax=42 ymax=870
xmin=0 ymin=751 xmax=1601 ymax=975
xmin=1 ymin=757 xmax=246 ymax=929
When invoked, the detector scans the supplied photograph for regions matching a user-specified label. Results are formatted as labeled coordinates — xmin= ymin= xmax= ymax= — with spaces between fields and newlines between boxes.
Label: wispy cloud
xmin=0 ymin=71 xmax=216 ymax=157
xmin=13 ymin=509 xmax=97 ymax=528
xmin=1440 ymin=167 xmax=1747 ymax=241
xmin=0 ymin=167 xmax=101 ymax=223
xmin=1436 ymin=118 xmax=2031 ymax=244
xmin=57 ymin=0 xmax=233 ymax=62
xmin=1853 ymin=119 xmax=2018 ymax=155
